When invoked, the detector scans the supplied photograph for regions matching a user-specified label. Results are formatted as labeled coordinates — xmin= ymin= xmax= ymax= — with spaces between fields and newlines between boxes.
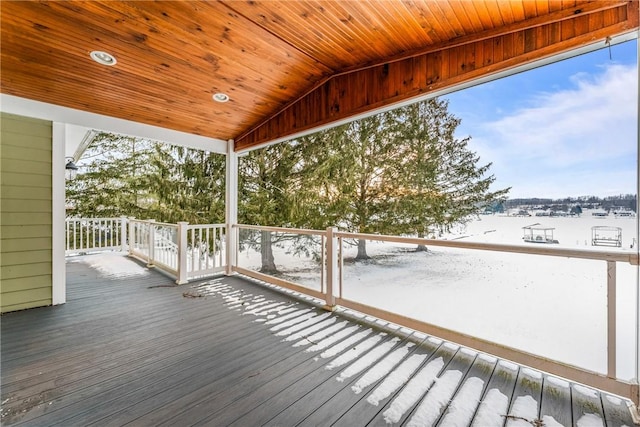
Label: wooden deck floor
xmin=1 ymin=253 xmax=635 ymax=427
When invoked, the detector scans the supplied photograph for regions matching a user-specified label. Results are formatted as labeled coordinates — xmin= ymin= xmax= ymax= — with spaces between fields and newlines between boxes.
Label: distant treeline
xmin=503 ymin=194 xmax=637 ymax=213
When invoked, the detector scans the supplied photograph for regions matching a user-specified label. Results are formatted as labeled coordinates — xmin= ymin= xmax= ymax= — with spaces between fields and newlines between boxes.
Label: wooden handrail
xmin=334 ymin=231 xmax=638 ymax=265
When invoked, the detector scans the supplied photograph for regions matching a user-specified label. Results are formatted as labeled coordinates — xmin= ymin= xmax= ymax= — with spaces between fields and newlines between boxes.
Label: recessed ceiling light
xmin=90 ymin=50 xmax=117 ymax=66
xmin=213 ymin=93 xmax=230 ymax=103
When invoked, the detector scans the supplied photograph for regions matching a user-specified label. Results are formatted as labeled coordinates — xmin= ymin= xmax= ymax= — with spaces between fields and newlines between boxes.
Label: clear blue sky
xmin=443 ymin=39 xmax=637 ymax=199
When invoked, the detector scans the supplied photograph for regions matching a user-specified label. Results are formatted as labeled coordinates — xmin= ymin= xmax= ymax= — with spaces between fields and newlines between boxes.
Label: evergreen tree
xmin=68 ymin=99 xmax=509 ymax=267
xmin=298 ymin=112 xmax=404 ymax=259
xmin=299 ymin=98 xmax=509 ymax=259
xmin=66 ymin=132 xmax=155 ymax=218
xmin=238 ymin=142 xmax=305 ymax=273
xmin=148 ymin=145 xmax=225 ymax=224
xmin=67 ymin=133 xmax=226 ymax=226
xmin=389 ymin=99 xmax=509 ymax=249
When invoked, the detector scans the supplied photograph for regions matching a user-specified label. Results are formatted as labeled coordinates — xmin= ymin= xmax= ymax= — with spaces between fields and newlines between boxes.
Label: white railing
xmin=184 ymin=223 xmax=227 ymax=281
xmin=65 ymin=217 xmax=127 ymax=255
xmin=66 ymin=217 xmax=225 ymax=283
xmin=128 ymin=219 xmax=226 ymax=283
xmin=232 ymin=224 xmax=640 ymax=407
xmin=129 ymin=220 xmax=180 ymax=275
xmin=128 ymin=219 xmax=152 ymax=263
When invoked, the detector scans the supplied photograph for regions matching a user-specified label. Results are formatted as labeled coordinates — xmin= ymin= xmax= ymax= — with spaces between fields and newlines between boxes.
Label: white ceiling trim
xmin=1 ymin=94 xmax=228 ymax=154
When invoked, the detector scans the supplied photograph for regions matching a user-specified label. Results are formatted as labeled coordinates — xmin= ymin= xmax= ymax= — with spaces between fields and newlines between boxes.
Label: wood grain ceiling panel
xmin=1 ymin=1 xmax=331 ymax=140
xmin=227 ymin=1 xmax=522 ymax=69
xmin=0 ymin=0 xmax=636 ymax=150
xmin=236 ymin=1 xmax=638 ymax=150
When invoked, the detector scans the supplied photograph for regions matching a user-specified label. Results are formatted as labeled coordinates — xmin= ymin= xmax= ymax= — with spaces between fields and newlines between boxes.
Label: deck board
xmin=90 ymin=332 xmax=293 ymax=425
xmin=505 ymin=366 xmax=544 ymax=426
xmin=1 ymin=253 xmax=634 ymax=427
xmin=540 ymin=376 xmax=573 ymax=427
xmin=601 ymin=393 xmax=636 ymax=427
xmin=326 ymin=334 xmax=431 ymax=427
xmin=438 ymin=352 xmax=498 ymax=425
xmin=572 ymin=384 xmax=607 ymax=427
xmin=258 ymin=333 xmax=414 ymax=427
xmin=80 ymin=335 xmax=312 ymax=426
xmin=15 ymin=319 xmax=281 ymax=425
xmin=400 ymin=345 xmax=478 ymax=426
xmin=2 ymin=302 xmax=244 ymax=382
xmin=466 ymin=355 xmax=520 ymax=426
xmin=366 ymin=342 xmax=459 ymax=426
xmin=134 ymin=318 xmax=332 ymax=425
xmin=271 ymin=334 xmax=442 ymax=427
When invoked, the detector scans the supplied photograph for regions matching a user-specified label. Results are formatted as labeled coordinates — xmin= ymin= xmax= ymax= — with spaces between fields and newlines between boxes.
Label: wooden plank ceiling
xmin=1 ymin=1 xmax=637 ymax=152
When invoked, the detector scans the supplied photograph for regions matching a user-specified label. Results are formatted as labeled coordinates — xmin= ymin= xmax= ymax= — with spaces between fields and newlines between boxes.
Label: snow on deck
xmin=190 ymin=276 xmax=636 ymax=427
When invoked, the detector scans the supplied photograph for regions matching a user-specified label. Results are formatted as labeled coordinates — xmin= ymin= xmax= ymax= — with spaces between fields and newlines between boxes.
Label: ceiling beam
xmin=236 ymin=1 xmax=638 ymax=151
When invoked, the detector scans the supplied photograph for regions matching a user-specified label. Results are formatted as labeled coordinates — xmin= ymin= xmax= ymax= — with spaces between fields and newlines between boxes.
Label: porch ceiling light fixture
xmin=65 ymin=157 xmax=79 ymax=181
xmin=90 ymin=50 xmax=117 ymax=66
xmin=212 ymin=92 xmax=230 ymax=103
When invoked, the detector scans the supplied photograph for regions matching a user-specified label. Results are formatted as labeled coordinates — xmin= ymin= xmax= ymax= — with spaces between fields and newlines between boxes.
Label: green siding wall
xmin=1 ymin=113 xmax=53 ymax=313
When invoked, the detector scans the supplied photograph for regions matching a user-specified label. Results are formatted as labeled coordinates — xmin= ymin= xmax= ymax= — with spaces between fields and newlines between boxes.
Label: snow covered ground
xmin=237 ymin=212 xmax=638 ymax=380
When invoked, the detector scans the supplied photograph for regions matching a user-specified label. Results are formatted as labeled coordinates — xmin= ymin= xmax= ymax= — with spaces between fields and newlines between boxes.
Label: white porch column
xmin=324 ymin=227 xmax=338 ymax=310
xmin=128 ymin=217 xmax=136 ymax=256
xmin=52 ymin=123 xmax=66 ymax=305
xmin=225 ymin=139 xmax=238 ymax=275
xmin=176 ymin=221 xmax=189 ymax=284
xmin=120 ymin=216 xmax=128 ymax=252
xmin=147 ymin=219 xmax=156 ymax=267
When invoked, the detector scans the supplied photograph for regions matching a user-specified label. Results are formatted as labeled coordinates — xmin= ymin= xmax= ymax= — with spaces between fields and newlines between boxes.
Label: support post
xmin=324 ymin=227 xmax=337 ymax=311
xmin=176 ymin=222 xmax=189 ymax=284
xmin=147 ymin=220 xmax=156 ymax=267
xmin=607 ymin=260 xmax=616 ymax=379
xmin=52 ymin=122 xmax=66 ymax=306
xmin=120 ymin=216 xmax=127 ymax=252
xmin=338 ymin=237 xmax=344 ymax=297
xmin=320 ymin=235 xmax=325 ymax=294
xmin=128 ymin=217 xmax=135 ymax=256
xmin=225 ymin=139 xmax=238 ymax=275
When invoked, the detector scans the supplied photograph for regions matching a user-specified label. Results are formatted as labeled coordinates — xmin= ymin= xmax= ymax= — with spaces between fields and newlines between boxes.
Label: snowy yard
xmin=237 ymin=212 xmax=638 ymax=380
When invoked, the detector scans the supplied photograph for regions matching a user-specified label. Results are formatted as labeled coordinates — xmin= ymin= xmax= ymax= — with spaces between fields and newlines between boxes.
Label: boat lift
xmin=522 ymin=224 xmax=559 ymax=244
xmin=591 ymin=226 xmax=622 ymax=247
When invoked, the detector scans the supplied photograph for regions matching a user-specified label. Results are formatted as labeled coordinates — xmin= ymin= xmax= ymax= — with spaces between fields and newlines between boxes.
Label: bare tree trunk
xmin=355 ymin=238 xmax=370 ymax=260
xmin=260 ymin=230 xmax=277 ymax=273
xmin=416 ymin=230 xmax=428 ymax=252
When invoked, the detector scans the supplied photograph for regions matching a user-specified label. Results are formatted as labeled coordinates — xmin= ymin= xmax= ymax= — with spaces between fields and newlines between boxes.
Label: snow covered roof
xmin=522 ymin=223 xmax=555 ymax=231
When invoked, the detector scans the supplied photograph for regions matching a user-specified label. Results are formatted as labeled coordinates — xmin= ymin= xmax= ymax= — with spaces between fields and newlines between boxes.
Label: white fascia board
xmin=237 ymin=31 xmax=638 ymax=154
xmin=0 ymin=94 xmax=227 ymax=154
